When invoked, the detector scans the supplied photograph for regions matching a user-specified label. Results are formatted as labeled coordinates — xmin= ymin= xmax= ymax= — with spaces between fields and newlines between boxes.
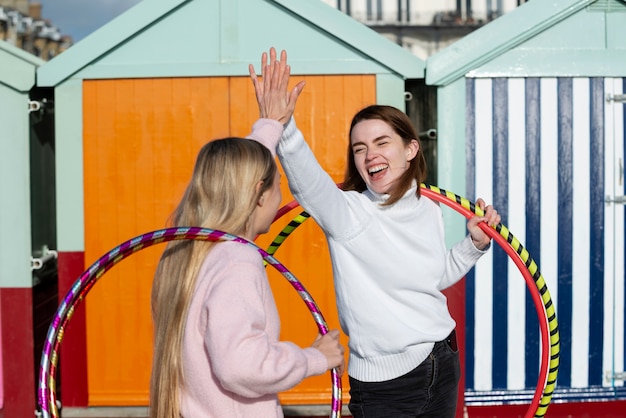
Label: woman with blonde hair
xmin=150 ymin=137 xmax=344 ymax=418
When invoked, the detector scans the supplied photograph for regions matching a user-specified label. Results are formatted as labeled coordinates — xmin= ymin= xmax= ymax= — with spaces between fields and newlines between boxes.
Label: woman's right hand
xmin=248 ymin=47 xmax=306 ymax=125
xmin=311 ymin=329 xmax=345 ymax=375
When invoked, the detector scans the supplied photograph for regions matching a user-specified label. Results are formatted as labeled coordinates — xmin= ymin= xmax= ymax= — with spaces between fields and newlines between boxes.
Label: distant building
xmin=321 ymin=0 xmax=528 ymax=59
xmin=0 ymin=0 xmax=72 ymax=60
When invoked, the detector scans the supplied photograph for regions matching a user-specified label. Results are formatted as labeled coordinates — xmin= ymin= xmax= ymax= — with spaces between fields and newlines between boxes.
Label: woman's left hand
xmin=467 ymin=198 xmax=501 ymax=250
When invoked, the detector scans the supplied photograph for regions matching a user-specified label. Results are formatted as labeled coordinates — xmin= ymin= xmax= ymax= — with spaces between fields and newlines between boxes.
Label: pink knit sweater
xmin=180 ymin=241 xmax=328 ymax=417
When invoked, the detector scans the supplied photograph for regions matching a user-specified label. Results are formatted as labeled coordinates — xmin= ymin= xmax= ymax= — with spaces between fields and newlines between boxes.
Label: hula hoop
xmin=266 ymin=183 xmax=560 ymax=418
xmin=37 ymin=227 xmax=342 ymax=418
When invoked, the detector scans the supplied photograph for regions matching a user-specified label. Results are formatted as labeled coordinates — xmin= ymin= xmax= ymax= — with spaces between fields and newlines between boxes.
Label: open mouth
xmin=368 ymin=164 xmax=388 ymax=177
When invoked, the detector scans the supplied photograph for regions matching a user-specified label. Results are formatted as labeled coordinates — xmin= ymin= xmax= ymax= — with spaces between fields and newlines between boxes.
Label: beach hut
xmin=427 ymin=0 xmax=626 ymax=415
xmin=0 ymin=40 xmax=56 ymax=418
xmin=35 ymin=0 xmax=425 ymax=413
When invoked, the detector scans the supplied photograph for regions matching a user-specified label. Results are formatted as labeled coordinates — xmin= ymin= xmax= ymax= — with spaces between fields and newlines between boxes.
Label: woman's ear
xmin=256 ymin=180 xmax=265 ymax=206
xmin=406 ymin=139 xmax=419 ymax=161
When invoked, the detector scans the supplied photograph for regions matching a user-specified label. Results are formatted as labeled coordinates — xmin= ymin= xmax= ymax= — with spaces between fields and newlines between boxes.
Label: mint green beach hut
xmin=32 ymin=0 xmax=427 ymax=414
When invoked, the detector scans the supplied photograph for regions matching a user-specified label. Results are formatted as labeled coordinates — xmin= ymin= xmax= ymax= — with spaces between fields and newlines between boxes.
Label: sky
xmin=37 ymin=0 xmax=143 ymax=43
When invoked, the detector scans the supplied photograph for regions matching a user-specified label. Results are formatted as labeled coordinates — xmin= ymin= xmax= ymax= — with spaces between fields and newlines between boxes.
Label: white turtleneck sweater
xmin=249 ymin=118 xmax=487 ymax=382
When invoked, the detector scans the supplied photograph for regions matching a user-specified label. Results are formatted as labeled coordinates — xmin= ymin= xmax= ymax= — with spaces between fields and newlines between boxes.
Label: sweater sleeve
xmin=246 ymin=118 xmax=284 ymax=157
xmin=203 ymin=260 xmax=327 ymax=398
xmin=439 ymin=235 xmax=489 ymax=290
xmin=276 ymin=118 xmax=366 ymax=238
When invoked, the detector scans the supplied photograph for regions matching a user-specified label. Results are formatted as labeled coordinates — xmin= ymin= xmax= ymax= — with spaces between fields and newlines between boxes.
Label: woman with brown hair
xmin=248 ymin=48 xmax=500 ymax=418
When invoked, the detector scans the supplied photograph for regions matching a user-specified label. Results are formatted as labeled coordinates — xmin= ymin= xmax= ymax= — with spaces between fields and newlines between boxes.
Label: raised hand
xmin=249 ymin=47 xmax=306 ymax=125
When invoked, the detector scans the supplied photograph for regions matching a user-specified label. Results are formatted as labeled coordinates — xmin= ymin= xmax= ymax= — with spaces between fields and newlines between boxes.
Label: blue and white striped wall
xmin=464 ymin=77 xmax=625 ymax=403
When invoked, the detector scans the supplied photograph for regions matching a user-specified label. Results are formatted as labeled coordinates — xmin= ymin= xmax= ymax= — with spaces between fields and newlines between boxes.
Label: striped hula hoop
xmin=37 ymin=227 xmax=342 ymax=418
xmin=267 ymin=183 xmax=560 ymax=418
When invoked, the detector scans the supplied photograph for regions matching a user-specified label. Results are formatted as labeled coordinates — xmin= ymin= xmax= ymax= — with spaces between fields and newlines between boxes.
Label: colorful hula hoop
xmin=267 ymin=183 xmax=560 ymax=418
xmin=37 ymin=227 xmax=342 ymax=418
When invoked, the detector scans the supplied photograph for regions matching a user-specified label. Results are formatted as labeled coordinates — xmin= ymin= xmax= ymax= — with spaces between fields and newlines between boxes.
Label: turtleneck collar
xmin=363 ymin=181 xmax=421 ymax=209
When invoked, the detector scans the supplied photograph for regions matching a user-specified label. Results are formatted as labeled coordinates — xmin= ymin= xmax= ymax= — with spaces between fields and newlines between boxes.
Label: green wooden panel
xmin=54 ymin=80 xmax=85 ymax=253
xmin=0 ymin=40 xmax=43 ymax=92
xmin=376 ymin=74 xmax=406 ymax=111
xmin=37 ymin=0 xmax=424 ymax=86
xmin=0 ymin=40 xmax=43 ymax=288
xmin=467 ymin=7 xmax=626 ymax=77
xmin=0 ymin=85 xmax=32 ymax=288
xmin=607 ymin=7 xmax=626 ymax=49
xmin=426 ymin=0 xmax=626 ymax=85
xmin=587 ymin=0 xmax=626 ymax=12
xmin=467 ymin=49 xmax=626 ymax=78
xmin=436 ymin=79 xmax=468 ymax=247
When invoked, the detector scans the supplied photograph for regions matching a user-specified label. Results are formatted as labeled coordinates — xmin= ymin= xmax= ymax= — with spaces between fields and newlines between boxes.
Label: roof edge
xmin=37 ymin=0 xmax=190 ymax=87
xmin=272 ymin=0 xmax=425 ymax=79
xmin=425 ymin=0 xmax=596 ymax=86
xmin=0 ymin=40 xmax=46 ymax=66
xmin=0 ymin=40 xmax=45 ymax=92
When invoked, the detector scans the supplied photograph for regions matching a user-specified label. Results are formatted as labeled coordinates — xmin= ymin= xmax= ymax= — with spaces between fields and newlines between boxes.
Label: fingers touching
xmin=249 ymin=47 xmax=305 ymax=124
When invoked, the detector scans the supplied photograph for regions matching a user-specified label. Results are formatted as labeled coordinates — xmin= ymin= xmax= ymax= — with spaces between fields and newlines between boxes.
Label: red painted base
xmin=0 ymin=287 xmax=36 ymax=418
xmin=443 ymin=280 xmax=466 ymax=418
xmin=466 ymin=400 xmax=626 ymax=417
xmin=57 ymin=251 xmax=89 ymax=407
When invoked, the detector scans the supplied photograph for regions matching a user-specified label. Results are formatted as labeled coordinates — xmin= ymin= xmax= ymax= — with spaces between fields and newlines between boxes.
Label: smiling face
xmin=350 ymin=119 xmax=419 ymax=195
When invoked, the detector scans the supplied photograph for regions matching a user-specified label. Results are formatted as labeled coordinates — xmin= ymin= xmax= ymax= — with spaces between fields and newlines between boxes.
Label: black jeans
xmin=348 ymin=331 xmax=460 ymax=418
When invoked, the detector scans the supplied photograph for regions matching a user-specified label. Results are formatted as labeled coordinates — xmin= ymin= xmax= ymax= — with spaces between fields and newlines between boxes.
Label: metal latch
xmin=31 ymin=246 xmax=58 ymax=271
xmin=606 ymin=94 xmax=626 ymax=103
xmin=606 ymin=195 xmax=626 ymax=205
xmin=609 ymin=371 xmax=626 ymax=381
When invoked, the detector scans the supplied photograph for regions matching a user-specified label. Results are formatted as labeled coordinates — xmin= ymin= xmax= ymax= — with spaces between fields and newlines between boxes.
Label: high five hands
xmin=249 ymin=47 xmax=305 ymax=125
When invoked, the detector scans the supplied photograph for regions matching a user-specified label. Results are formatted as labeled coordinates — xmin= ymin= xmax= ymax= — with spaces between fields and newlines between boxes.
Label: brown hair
xmin=342 ymin=105 xmax=428 ymax=205
xmin=149 ymin=137 xmax=277 ymax=418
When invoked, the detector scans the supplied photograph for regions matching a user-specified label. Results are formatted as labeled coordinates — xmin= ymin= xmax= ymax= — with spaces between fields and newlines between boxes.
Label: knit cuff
xmin=303 ymin=347 xmax=329 ymax=377
xmin=462 ymin=234 xmax=490 ymax=258
xmin=247 ymin=118 xmax=284 ymax=157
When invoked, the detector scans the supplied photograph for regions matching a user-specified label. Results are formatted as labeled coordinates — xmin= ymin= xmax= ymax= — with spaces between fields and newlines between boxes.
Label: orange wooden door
xmin=82 ymin=75 xmax=375 ymax=406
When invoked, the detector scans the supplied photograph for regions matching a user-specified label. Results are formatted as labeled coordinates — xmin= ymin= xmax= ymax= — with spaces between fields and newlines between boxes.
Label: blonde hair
xmin=149 ymin=137 xmax=277 ymax=418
